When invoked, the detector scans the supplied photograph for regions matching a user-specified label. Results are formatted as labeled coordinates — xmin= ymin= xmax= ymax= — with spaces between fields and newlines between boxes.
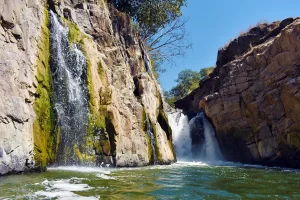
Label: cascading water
xmin=202 ymin=114 xmax=223 ymax=161
xmin=190 ymin=113 xmax=223 ymax=161
xmin=168 ymin=112 xmax=192 ymax=161
xmin=49 ymin=11 xmax=89 ymax=165
xmin=168 ymin=112 xmax=223 ymax=162
xmin=145 ymin=117 xmax=157 ymax=163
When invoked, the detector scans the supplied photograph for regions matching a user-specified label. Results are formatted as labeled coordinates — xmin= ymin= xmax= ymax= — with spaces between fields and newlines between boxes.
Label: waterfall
xmin=202 ymin=114 xmax=223 ymax=161
xmin=168 ymin=112 xmax=223 ymax=162
xmin=168 ymin=112 xmax=192 ymax=161
xmin=49 ymin=11 xmax=89 ymax=165
xmin=190 ymin=113 xmax=223 ymax=161
xmin=145 ymin=117 xmax=157 ymax=163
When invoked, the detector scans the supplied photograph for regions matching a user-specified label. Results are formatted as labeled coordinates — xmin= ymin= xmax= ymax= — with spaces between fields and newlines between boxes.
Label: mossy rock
xmin=156 ymin=107 xmax=176 ymax=159
xmin=142 ymin=109 xmax=154 ymax=164
xmin=60 ymin=14 xmax=117 ymax=165
xmin=80 ymin=38 xmax=114 ymax=163
xmin=74 ymin=144 xmax=96 ymax=163
xmin=150 ymin=120 xmax=163 ymax=163
xmin=157 ymin=110 xmax=172 ymax=140
xmin=62 ymin=18 xmax=87 ymax=44
xmin=33 ymin=8 xmax=59 ymax=168
xmin=99 ymin=87 xmax=112 ymax=105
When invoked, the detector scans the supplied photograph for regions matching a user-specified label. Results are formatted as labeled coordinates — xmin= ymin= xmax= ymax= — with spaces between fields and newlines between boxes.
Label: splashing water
xmin=191 ymin=113 xmax=223 ymax=161
xmin=2 ymin=162 xmax=300 ymax=199
xmin=49 ymin=10 xmax=89 ymax=165
xmin=145 ymin=117 xmax=157 ymax=163
xmin=168 ymin=112 xmax=223 ymax=161
xmin=168 ymin=112 xmax=192 ymax=161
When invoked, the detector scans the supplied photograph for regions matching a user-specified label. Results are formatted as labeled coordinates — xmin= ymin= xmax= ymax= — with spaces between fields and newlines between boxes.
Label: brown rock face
xmin=65 ymin=2 xmax=175 ymax=167
xmin=0 ymin=0 xmax=47 ymax=175
xmin=176 ymin=18 xmax=300 ymax=168
xmin=0 ymin=0 xmax=175 ymax=175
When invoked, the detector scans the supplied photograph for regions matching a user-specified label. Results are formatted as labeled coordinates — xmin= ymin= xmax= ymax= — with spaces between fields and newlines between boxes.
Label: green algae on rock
xmin=33 ymin=8 xmax=58 ymax=169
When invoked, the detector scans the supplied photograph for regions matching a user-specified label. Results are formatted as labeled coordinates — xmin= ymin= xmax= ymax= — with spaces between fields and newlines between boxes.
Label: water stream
xmin=1 ymin=163 xmax=300 ymax=199
xmin=2 ymin=10 xmax=298 ymax=200
xmin=189 ymin=113 xmax=223 ymax=161
xmin=168 ymin=112 xmax=192 ymax=160
xmin=168 ymin=112 xmax=223 ymax=162
xmin=50 ymin=11 xmax=89 ymax=165
xmin=145 ymin=117 xmax=157 ymax=163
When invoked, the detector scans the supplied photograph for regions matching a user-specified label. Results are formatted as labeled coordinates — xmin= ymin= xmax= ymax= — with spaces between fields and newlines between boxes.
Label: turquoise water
xmin=1 ymin=162 xmax=300 ymax=199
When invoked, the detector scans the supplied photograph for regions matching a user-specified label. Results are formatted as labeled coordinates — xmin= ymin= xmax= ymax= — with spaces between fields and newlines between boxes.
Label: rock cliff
xmin=0 ymin=0 xmax=175 ymax=175
xmin=176 ymin=18 xmax=300 ymax=168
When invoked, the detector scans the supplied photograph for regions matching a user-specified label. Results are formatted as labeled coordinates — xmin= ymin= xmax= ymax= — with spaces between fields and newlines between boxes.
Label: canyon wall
xmin=0 ymin=0 xmax=175 ymax=175
xmin=177 ymin=18 xmax=300 ymax=168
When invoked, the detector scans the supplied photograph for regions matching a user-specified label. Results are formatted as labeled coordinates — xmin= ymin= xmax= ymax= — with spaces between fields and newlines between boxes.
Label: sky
xmin=159 ymin=0 xmax=300 ymax=91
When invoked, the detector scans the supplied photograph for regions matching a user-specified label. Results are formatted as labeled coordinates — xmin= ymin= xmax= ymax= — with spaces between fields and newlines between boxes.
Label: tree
xmin=200 ymin=66 xmax=215 ymax=80
xmin=164 ymin=69 xmax=200 ymax=107
xmin=175 ymin=69 xmax=200 ymax=96
xmin=148 ymin=18 xmax=191 ymax=65
xmin=112 ymin=0 xmax=190 ymax=66
xmin=112 ymin=0 xmax=186 ymax=38
xmin=164 ymin=67 xmax=215 ymax=107
xmin=164 ymin=90 xmax=177 ymax=108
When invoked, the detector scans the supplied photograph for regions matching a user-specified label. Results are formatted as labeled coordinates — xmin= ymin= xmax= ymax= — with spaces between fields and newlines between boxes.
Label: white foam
xmin=175 ymin=161 xmax=209 ymax=166
xmin=96 ymin=173 xmax=115 ymax=180
xmin=168 ymin=112 xmax=193 ymax=161
xmin=32 ymin=178 xmax=98 ymax=200
xmin=49 ymin=166 xmax=112 ymax=174
xmin=43 ymin=180 xmax=91 ymax=191
xmin=34 ymin=191 xmax=99 ymax=200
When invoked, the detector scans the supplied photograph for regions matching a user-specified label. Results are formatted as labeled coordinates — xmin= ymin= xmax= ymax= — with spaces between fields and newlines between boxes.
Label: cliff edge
xmin=176 ymin=17 xmax=300 ymax=168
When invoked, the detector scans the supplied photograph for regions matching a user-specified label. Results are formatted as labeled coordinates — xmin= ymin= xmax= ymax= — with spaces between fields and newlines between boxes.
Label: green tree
xmin=164 ymin=90 xmax=177 ymax=108
xmin=111 ymin=0 xmax=190 ymax=68
xmin=112 ymin=0 xmax=186 ymax=39
xmin=174 ymin=69 xmax=200 ymax=96
xmin=164 ymin=69 xmax=200 ymax=107
xmin=200 ymin=66 xmax=215 ymax=80
xmin=164 ymin=66 xmax=215 ymax=107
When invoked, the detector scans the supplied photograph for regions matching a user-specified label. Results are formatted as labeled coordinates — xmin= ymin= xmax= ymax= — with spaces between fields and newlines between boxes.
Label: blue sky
xmin=159 ymin=0 xmax=300 ymax=91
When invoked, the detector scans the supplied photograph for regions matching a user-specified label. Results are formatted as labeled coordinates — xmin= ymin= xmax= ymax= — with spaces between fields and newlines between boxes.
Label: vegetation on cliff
xmin=112 ymin=0 xmax=190 ymax=70
xmin=164 ymin=67 xmax=214 ymax=107
xmin=112 ymin=0 xmax=186 ymax=39
xmin=57 ymin=12 xmax=116 ymax=165
xmin=33 ymin=9 xmax=58 ymax=169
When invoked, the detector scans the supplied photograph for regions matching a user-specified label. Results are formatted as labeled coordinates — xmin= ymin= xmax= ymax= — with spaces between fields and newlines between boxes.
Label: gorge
xmin=1 ymin=0 xmax=300 ymax=199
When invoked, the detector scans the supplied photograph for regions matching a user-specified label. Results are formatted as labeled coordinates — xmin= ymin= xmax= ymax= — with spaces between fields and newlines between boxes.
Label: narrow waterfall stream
xmin=49 ymin=11 xmax=89 ymax=165
xmin=168 ymin=112 xmax=223 ymax=162
xmin=168 ymin=112 xmax=192 ymax=160
xmin=145 ymin=117 xmax=157 ymax=163
xmin=190 ymin=113 xmax=223 ymax=161
xmin=201 ymin=113 xmax=223 ymax=161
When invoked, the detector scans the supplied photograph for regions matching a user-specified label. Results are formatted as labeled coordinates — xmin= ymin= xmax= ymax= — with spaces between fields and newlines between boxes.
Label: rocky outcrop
xmin=177 ymin=18 xmax=300 ymax=168
xmin=0 ymin=0 xmax=48 ymax=175
xmin=0 ymin=0 xmax=175 ymax=175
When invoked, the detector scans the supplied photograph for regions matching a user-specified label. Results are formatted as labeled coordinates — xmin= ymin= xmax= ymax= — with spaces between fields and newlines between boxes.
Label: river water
xmin=2 ymin=112 xmax=299 ymax=199
xmin=1 ymin=11 xmax=299 ymax=199
xmin=1 ymin=162 xmax=300 ymax=199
